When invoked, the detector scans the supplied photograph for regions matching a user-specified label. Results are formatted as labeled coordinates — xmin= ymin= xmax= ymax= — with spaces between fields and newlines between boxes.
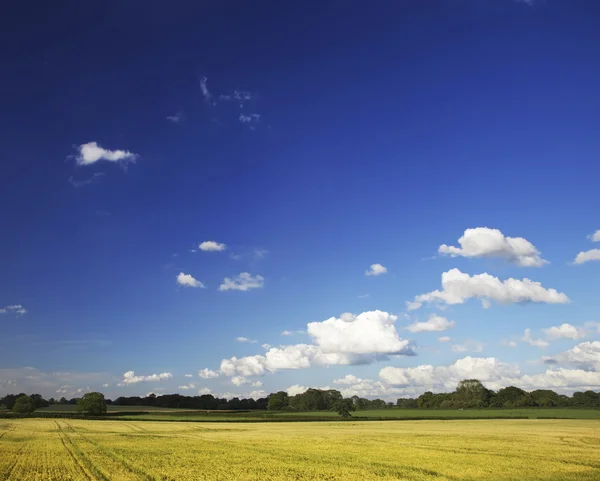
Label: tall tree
xmin=77 ymin=392 xmax=107 ymax=415
xmin=12 ymin=395 xmax=35 ymax=414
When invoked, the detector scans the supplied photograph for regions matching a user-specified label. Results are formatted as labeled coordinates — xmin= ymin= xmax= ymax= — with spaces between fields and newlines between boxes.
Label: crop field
xmin=1 ymin=418 xmax=599 ymax=480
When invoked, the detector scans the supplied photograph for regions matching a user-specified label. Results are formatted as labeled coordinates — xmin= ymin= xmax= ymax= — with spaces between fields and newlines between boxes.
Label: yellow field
xmin=1 ymin=419 xmax=599 ymax=480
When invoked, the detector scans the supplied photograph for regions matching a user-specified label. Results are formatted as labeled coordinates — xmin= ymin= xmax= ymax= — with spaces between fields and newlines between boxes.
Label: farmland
xmin=1 ymin=418 xmax=599 ymax=480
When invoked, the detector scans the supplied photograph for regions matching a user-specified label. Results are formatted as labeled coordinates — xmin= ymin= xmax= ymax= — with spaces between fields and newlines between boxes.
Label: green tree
xmin=76 ymin=392 xmax=107 ymax=415
xmin=267 ymin=391 xmax=289 ymax=411
xmin=453 ymin=379 xmax=493 ymax=408
xmin=12 ymin=395 xmax=35 ymax=414
xmin=332 ymin=398 xmax=355 ymax=418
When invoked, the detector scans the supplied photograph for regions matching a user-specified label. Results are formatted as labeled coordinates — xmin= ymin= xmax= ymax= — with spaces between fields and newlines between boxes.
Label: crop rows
xmin=1 ymin=418 xmax=599 ymax=480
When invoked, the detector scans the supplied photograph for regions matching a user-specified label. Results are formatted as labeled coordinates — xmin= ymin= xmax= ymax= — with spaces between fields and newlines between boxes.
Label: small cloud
xmin=102 ymin=383 xmax=109 ymax=388
xmin=219 ymin=272 xmax=264 ymax=292
xmin=178 ymin=383 xmax=196 ymax=390
xmin=573 ymin=249 xmax=600 ymax=265
xmin=176 ymin=272 xmax=205 ymax=288
xmin=198 ymin=387 xmax=212 ymax=395
xmin=499 ymin=339 xmax=518 ymax=348
xmin=589 ymin=230 xmax=600 ymax=243
xmin=406 ymin=315 xmax=455 ymax=333
xmin=198 ymin=368 xmax=219 ymax=379
xmin=542 ymin=323 xmax=585 ymax=341
xmin=262 ymin=343 xmax=271 ymax=350
xmin=199 ymin=241 xmax=227 ymax=252
xmin=239 ymin=113 xmax=260 ymax=129
xmin=451 ymin=339 xmax=484 ymax=353
xmin=236 ymin=337 xmax=258 ymax=343
xmin=358 ymin=294 xmax=370 ymax=299
xmin=281 ymin=330 xmax=293 ymax=336
xmin=167 ymin=112 xmax=184 ymax=123
xmin=438 ymin=336 xmax=452 ymax=343
xmin=117 ymin=371 xmax=172 ymax=386
xmin=254 ymin=249 xmax=269 ymax=260
xmin=68 ymin=172 xmax=105 ymax=188
xmin=0 ymin=305 xmax=27 ymax=315
xmin=522 ymin=328 xmax=549 ymax=348
xmin=74 ymin=142 xmax=137 ymax=166
xmin=184 ymin=374 xmax=193 ymax=378
xmin=365 ymin=264 xmax=388 ymax=276
xmin=200 ymin=76 xmax=215 ymax=106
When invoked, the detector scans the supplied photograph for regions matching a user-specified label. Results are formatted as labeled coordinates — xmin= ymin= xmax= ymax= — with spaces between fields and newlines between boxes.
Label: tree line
xmin=396 ymin=380 xmax=600 ymax=409
xmin=2 ymin=380 xmax=599 ymax=417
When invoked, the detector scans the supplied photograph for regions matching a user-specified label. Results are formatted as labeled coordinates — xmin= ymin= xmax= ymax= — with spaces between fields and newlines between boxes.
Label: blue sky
xmin=1 ymin=0 xmax=599 ymax=400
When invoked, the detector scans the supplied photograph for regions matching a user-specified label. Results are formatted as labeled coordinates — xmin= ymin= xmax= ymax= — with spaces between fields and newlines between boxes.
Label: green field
xmin=1 ymin=418 xmax=599 ymax=480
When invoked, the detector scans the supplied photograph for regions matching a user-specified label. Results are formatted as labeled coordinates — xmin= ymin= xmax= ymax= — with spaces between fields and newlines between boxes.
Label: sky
xmin=1 ymin=0 xmax=599 ymax=401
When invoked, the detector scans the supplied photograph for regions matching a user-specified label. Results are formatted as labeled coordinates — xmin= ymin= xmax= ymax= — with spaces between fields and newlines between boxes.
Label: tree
xmin=12 ymin=395 xmax=35 ymax=414
xmin=77 ymin=392 xmax=107 ymax=415
xmin=332 ymin=398 xmax=355 ymax=418
xmin=267 ymin=391 xmax=289 ymax=411
xmin=454 ymin=379 xmax=492 ymax=408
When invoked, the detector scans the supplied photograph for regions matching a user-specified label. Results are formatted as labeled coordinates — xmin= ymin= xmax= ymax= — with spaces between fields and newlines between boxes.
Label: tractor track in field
xmin=63 ymin=421 xmax=162 ymax=481
xmin=0 ymin=425 xmax=16 ymax=441
xmin=3 ymin=428 xmax=35 ymax=481
xmin=55 ymin=422 xmax=95 ymax=481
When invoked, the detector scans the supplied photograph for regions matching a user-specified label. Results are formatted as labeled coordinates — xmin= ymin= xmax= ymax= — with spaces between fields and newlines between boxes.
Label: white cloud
xmin=117 ymin=370 xmax=172 ymax=386
xmin=307 ymin=311 xmax=412 ymax=355
xmin=178 ymin=383 xmax=196 ymax=390
xmin=102 ymin=383 xmax=110 ymax=388
xmin=198 ymin=387 xmax=212 ymax=395
xmin=231 ymin=376 xmax=248 ymax=386
xmin=438 ymin=227 xmax=547 ymax=267
xmin=0 ymin=305 xmax=27 ymax=315
xmin=542 ymin=323 xmax=585 ymax=341
xmin=176 ymin=272 xmax=205 ymax=288
xmin=584 ymin=321 xmax=600 ymax=334
xmin=219 ymin=272 xmax=264 ymax=291
xmin=407 ymin=268 xmax=569 ymax=310
xmin=590 ymin=230 xmax=600 ymax=243
xmin=286 ymin=385 xmax=308 ymax=396
xmin=499 ymin=339 xmax=518 ymax=348
xmin=573 ymin=249 xmax=600 ymax=265
xmin=281 ymin=330 xmax=304 ymax=336
xmin=544 ymin=341 xmax=600 ymax=371
xmin=198 ymin=368 xmax=219 ymax=379
xmin=522 ymin=329 xmax=549 ymax=349
xmin=239 ymin=113 xmax=260 ymax=128
xmin=406 ymin=315 xmax=455 ymax=333
xmin=250 ymin=381 xmax=262 ymax=388
xmin=281 ymin=330 xmax=293 ymax=336
xmin=438 ymin=336 xmax=452 ymax=343
xmin=254 ymin=249 xmax=269 ymax=260
xmin=167 ymin=112 xmax=183 ymax=123
xmin=365 ymin=263 xmax=388 ymax=276
xmin=451 ymin=339 xmax=484 ymax=353
xmin=200 ymin=76 xmax=215 ymax=106
xmin=199 ymin=241 xmax=226 ymax=252
xmin=184 ymin=374 xmax=193 ymax=378
xmin=75 ymin=142 xmax=137 ymax=166
xmin=236 ymin=337 xmax=258 ymax=343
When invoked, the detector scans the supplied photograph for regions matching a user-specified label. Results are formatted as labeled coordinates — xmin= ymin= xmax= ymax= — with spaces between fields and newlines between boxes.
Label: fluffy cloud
xmin=176 ymin=272 xmax=205 ymax=288
xmin=522 ymin=329 xmax=549 ymax=349
xmin=406 ymin=315 xmax=455 ymax=333
xmin=216 ymin=311 xmax=414 ymax=379
xmin=573 ymin=249 xmax=600 ymax=265
xmin=286 ymin=385 xmax=309 ymax=396
xmin=219 ymin=272 xmax=264 ymax=291
xmin=198 ymin=368 xmax=219 ymax=379
xmin=407 ymin=268 xmax=569 ymax=310
xmin=199 ymin=241 xmax=226 ymax=252
xmin=167 ymin=112 xmax=183 ymax=123
xmin=365 ymin=263 xmax=388 ymax=276
xmin=380 ymin=356 xmax=518 ymax=392
xmin=572 ymin=231 xmax=600 ymax=264
xmin=239 ymin=113 xmax=260 ymax=128
xmin=544 ymin=341 xmax=600 ymax=371
xmin=231 ymin=376 xmax=248 ymax=386
xmin=542 ymin=323 xmax=585 ymax=341
xmin=117 ymin=371 xmax=172 ymax=386
xmin=75 ymin=142 xmax=137 ymax=166
xmin=178 ymin=383 xmax=196 ymax=390
xmin=438 ymin=336 xmax=452 ymax=342
xmin=307 ymin=311 xmax=412 ymax=355
xmin=438 ymin=228 xmax=547 ymax=267
xmin=451 ymin=339 xmax=484 ymax=353
xmin=0 ymin=304 xmax=27 ymax=315
xmin=236 ymin=337 xmax=258 ymax=343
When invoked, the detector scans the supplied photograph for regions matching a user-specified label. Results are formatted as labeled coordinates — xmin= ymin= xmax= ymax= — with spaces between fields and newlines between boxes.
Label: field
xmin=1 ymin=418 xmax=599 ymax=480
